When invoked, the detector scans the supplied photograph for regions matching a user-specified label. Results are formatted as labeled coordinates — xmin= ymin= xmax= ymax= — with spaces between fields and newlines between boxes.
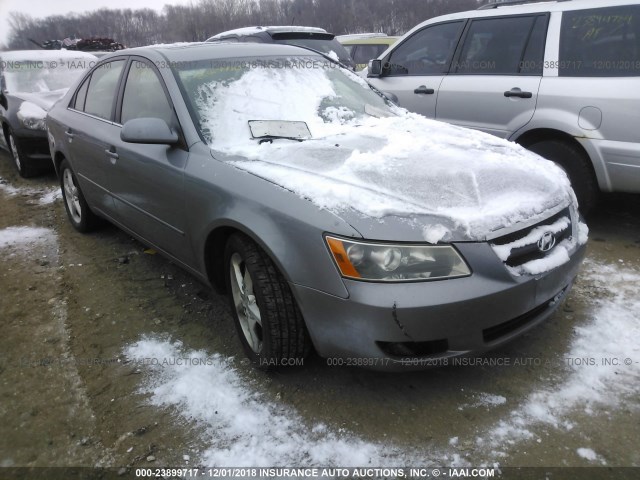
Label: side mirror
xmin=368 ymin=59 xmax=382 ymax=78
xmin=121 ymin=118 xmax=179 ymax=145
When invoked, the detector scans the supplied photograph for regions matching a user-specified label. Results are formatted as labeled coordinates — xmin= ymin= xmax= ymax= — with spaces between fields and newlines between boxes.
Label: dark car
xmin=46 ymin=43 xmax=586 ymax=370
xmin=205 ymin=26 xmax=356 ymax=70
xmin=0 ymin=50 xmax=96 ymax=177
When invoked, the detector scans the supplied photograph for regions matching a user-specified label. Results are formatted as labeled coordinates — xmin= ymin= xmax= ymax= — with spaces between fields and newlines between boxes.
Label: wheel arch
xmin=203 ymin=223 xmax=283 ymax=295
xmin=514 ymin=127 xmax=599 ymax=182
xmin=52 ymin=150 xmax=66 ymax=177
xmin=1 ymin=122 xmax=9 ymax=144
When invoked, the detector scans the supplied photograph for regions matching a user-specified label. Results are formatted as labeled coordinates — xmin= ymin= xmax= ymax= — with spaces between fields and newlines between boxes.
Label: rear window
xmin=560 ymin=5 xmax=640 ymax=77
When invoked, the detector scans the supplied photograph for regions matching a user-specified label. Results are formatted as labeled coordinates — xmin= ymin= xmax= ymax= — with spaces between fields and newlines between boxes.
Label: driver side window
xmin=121 ymin=60 xmax=175 ymax=126
xmin=386 ymin=21 xmax=463 ymax=75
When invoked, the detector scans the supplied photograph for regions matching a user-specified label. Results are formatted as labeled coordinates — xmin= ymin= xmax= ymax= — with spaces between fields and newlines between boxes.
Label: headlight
xmin=326 ymin=236 xmax=471 ymax=282
xmin=21 ymin=117 xmax=47 ymax=131
xmin=18 ymin=102 xmax=47 ymax=131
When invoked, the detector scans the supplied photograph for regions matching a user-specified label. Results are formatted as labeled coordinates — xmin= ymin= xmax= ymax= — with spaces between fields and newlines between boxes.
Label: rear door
xmin=367 ymin=21 xmax=465 ymax=118
xmin=436 ymin=14 xmax=548 ymax=138
xmin=65 ymin=59 xmax=127 ymax=214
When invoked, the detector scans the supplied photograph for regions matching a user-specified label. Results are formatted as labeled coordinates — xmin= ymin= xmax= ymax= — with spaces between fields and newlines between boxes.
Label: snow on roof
xmin=209 ymin=25 xmax=329 ymax=39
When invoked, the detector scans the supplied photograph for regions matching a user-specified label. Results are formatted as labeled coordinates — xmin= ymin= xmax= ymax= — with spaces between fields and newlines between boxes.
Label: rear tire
xmin=8 ymin=131 xmax=38 ymax=178
xmin=59 ymin=159 xmax=99 ymax=232
xmin=527 ymin=139 xmax=599 ymax=214
xmin=224 ymin=233 xmax=311 ymax=370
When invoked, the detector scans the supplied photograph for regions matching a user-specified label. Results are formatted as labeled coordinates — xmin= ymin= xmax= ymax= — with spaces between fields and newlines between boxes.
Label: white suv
xmin=366 ymin=0 xmax=640 ymax=212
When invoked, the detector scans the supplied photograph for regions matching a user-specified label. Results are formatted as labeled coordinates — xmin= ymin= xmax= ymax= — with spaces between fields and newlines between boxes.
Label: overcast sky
xmin=0 ymin=0 xmax=194 ymax=45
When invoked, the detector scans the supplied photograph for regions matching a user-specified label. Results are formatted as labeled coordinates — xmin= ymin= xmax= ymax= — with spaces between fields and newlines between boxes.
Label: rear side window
xmin=560 ymin=5 xmax=640 ymax=77
xmin=84 ymin=60 xmax=125 ymax=120
xmin=386 ymin=21 xmax=464 ymax=75
xmin=455 ymin=16 xmax=542 ymax=75
xmin=73 ymin=77 xmax=89 ymax=110
xmin=121 ymin=61 xmax=175 ymax=125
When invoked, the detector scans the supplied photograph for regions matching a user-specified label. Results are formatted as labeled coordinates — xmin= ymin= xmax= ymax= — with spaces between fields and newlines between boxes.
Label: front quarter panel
xmin=185 ymin=145 xmax=360 ymax=299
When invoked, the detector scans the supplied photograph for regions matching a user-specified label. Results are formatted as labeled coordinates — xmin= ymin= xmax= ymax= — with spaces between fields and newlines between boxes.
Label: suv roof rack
xmin=478 ymin=0 xmax=571 ymax=10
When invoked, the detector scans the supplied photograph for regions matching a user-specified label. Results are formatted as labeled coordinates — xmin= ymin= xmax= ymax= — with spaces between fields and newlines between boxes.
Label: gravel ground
xmin=0 ymin=150 xmax=638 ymax=477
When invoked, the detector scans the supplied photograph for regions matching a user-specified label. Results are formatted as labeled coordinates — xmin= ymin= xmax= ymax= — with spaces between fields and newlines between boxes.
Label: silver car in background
xmin=366 ymin=0 xmax=640 ymax=213
xmin=46 ymin=43 xmax=587 ymax=370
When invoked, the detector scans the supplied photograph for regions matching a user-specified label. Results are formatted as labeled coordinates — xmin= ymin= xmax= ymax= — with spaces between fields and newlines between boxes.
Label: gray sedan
xmin=46 ymin=43 xmax=587 ymax=370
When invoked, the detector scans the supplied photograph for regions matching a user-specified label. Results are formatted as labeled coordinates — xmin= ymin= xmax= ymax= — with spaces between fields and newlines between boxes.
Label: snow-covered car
xmin=47 ymin=43 xmax=587 ymax=370
xmin=0 ymin=50 xmax=96 ymax=177
xmin=206 ymin=26 xmax=356 ymax=70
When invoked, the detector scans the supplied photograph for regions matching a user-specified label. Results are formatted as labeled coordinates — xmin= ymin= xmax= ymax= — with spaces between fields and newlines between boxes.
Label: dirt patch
xmin=1 ymin=150 xmax=639 ymax=470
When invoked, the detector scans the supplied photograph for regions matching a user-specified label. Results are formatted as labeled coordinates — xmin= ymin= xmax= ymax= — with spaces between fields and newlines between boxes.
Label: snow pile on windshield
xmin=1 ymin=51 xmax=95 ymax=94
xmin=195 ymin=64 xmax=574 ymax=240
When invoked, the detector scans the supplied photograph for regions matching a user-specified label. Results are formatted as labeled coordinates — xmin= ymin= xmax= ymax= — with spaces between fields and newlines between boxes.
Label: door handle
xmin=414 ymin=85 xmax=435 ymax=95
xmin=104 ymin=148 xmax=119 ymax=160
xmin=64 ymin=130 xmax=75 ymax=138
xmin=504 ymin=88 xmax=533 ymax=99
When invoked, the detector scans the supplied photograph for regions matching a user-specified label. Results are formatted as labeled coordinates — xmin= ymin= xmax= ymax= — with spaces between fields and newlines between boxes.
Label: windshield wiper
xmin=255 ymin=135 xmax=305 ymax=144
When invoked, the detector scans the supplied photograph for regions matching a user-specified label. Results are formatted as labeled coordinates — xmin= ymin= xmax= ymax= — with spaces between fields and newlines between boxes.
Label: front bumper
xmin=13 ymin=129 xmax=51 ymax=165
xmin=292 ymin=242 xmax=586 ymax=371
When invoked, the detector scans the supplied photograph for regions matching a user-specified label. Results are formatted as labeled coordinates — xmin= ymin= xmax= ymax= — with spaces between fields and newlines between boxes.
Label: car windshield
xmin=174 ymin=55 xmax=395 ymax=147
xmin=2 ymin=57 xmax=91 ymax=94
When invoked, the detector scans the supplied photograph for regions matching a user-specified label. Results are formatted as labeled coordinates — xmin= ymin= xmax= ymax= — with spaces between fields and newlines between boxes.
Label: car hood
xmin=12 ymin=89 xmax=68 ymax=111
xmin=212 ymin=114 xmax=575 ymax=242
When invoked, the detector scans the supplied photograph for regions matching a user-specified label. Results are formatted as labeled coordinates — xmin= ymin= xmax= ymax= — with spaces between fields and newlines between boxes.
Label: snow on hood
xmin=197 ymin=63 xmax=574 ymax=241
xmin=14 ymin=89 xmax=69 ymax=111
xmin=17 ymin=100 xmax=48 ymax=122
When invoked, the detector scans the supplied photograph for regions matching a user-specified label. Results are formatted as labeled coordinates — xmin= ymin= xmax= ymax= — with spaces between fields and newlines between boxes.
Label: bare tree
xmin=3 ymin=0 xmax=492 ymax=50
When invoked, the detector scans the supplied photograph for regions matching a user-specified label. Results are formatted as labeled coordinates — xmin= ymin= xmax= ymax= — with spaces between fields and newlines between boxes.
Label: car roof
xmin=0 ymin=50 xmax=97 ymax=61
xmin=403 ymin=0 xmax=639 ymax=41
xmin=108 ymin=42 xmax=328 ymax=64
xmin=208 ymin=26 xmax=329 ymax=40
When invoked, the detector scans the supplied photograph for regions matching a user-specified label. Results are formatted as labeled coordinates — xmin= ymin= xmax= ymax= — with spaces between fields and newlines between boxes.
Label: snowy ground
xmin=123 ymin=258 xmax=639 ymax=468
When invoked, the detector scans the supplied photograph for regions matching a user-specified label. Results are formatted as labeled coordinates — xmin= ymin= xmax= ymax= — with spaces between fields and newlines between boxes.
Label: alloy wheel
xmin=229 ymin=252 xmax=263 ymax=353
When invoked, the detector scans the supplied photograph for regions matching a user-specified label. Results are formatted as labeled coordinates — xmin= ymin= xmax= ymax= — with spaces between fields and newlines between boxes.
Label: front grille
xmin=490 ymin=207 xmax=572 ymax=268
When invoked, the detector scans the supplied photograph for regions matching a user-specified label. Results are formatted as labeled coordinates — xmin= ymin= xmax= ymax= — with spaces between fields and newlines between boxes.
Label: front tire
xmin=59 ymin=159 xmax=99 ymax=232
xmin=224 ymin=233 xmax=311 ymax=369
xmin=8 ymin=131 xmax=37 ymax=178
xmin=527 ymin=140 xmax=599 ymax=214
